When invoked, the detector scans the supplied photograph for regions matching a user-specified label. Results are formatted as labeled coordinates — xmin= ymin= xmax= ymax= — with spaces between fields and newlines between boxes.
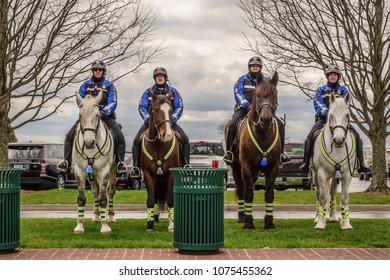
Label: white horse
xmin=73 ymin=91 xmax=117 ymax=234
xmin=312 ymin=92 xmax=356 ymax=230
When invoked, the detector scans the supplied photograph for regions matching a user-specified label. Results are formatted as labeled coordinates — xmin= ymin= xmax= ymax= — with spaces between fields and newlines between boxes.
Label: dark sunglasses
xmin=93 ymin=68 xmax=103 ymax=72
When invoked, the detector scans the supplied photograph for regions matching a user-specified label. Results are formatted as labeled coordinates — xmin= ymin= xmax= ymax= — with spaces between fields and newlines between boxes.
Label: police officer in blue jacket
xmin=299 ymin=65 xmax=370 ymax=173
xmin=223 ymin=56 xmax=290 ymax=164
xmin=57 ymin=60 xmax=127 ymax=174
xmin=129 ymin=67 xmax=190 ymax=178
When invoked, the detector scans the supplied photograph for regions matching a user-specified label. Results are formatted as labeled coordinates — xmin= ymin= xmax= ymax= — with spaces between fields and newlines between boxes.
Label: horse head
xmin=251 ymin=71 xmax=278 ymax=129
xmin=149 ymin=91 xmax=174 ymax=143
xmin=76 ymin=91 xmax=103 ymax=149
xmin=327 ymin=92 xmax=351 ymax=148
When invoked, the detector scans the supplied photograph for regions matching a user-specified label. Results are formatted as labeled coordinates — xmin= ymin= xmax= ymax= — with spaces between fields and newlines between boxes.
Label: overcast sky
xmin=13 ymin=0 xmax=373 ymax=149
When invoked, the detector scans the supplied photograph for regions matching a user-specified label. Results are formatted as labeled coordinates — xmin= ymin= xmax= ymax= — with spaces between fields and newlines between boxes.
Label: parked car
xmin=189 ymin=139 xmax=234 ymax=187
xmin=255 ymin=140 xmax=312 ymax=191
xmin=116 ymin=151 xmax=145 ymax=190
xmin=8 ymin=142 xmax=76 ymax=190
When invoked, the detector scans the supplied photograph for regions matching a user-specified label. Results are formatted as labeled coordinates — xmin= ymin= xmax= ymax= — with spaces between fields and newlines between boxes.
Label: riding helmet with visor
xmin=153 ymin=67 xmax=168 ymax=81
xmin=325 ymin=65 xmax=341 ymax=78
xmin=248 ymin=56 xmax=263 ymax=68
xmin=91 ymin=59 xmax=106 ymax=75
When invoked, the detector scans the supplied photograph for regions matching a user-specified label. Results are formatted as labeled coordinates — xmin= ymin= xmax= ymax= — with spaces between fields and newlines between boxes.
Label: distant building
xmin=363 ymin=146 xmax=390 ymax=168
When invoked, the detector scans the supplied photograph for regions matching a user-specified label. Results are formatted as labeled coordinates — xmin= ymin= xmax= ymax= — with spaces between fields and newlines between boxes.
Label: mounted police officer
xmin=129 ymin=67 xmax=190 ymax=178
xmin=298 ymin=65 xmax=370 ymax=173
xmin=223 ymin=56 xmax=290 ymax=164
xmin=57 ymin=59 xmax=127 ymax=174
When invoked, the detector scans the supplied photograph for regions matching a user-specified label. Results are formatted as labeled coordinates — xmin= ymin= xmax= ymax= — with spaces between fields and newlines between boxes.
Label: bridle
xmin=145 ymin=100 xmax=173 ymax=142
xmin=79 ymin=104 xmax=101 ymax=136
xmin=252 ymin=102 xmax=276 ymax=126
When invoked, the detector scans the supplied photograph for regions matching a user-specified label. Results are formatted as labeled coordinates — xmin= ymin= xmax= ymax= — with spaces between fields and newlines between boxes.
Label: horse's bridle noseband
xmin=253 ymin=102 xmax=276 ymax=126
xmin=79 ymin=105 xmax=100 ymax=135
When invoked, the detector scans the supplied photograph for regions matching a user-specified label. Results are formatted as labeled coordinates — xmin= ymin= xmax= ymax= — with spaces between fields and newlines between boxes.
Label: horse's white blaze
xmin=161 ymin=103 xmax=173 ymax=142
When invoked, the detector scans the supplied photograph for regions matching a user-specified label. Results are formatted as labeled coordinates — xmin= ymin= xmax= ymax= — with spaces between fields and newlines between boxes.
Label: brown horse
xmin=140 ymin=92 xmax=182 ymax=232
xmin=225 ymin=72 xmax=281 ymax=230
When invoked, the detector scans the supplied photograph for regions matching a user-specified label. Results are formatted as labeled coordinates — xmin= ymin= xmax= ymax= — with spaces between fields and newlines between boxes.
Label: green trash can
xmin=171 ymin=167 xmax=227 ymax=254
xmin=0 ymin=168 xmax=24 ymax=252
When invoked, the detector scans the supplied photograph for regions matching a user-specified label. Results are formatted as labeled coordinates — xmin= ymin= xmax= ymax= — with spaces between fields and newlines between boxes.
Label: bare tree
xmin=0 ymin=0 xmax=163 ymax=167
xmin=239 ymin=0 xmax=390 ymax=193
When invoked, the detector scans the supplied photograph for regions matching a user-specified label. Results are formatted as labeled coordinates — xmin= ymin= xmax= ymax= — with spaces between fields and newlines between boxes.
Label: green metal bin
xmin=0 ymin=168 xmax=24 ymax=252
xmin=171 ymin=168 xmax=227 ymax=254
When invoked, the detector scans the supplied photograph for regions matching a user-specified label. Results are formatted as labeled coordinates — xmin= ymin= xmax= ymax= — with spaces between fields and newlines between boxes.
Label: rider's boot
xmin=356 ymin=138 xmax=371 ymax=173
xmin=182 ymin=142 xmax=191 ymax=167
xmin=223 ymin=129 xmax=235 ymax=164
xmin=57 ymin=139 xmax=72 ymax=172
xmin=116 ymin=144 xmax=127 ymax=174
xmin=298 ymin=138 xmax=312 ymax=173
xmin=130 ymin=145 xmax=141 ymax=178
xmin=278 ymin=124 xmax=290 ymax=164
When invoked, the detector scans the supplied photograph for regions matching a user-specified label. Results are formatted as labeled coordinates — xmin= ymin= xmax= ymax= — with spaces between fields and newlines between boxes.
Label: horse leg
xmin=313 ymin=170 xmax=321 ymax=223
xmin=241 ymin=167 xmax=256 ymax=230
xmin=74 ymin=182 xmax=86 ymax=233
xmin=264 ymin=175 xmax=276 ymax=230
xmin=233 ymin=163 xmax=245 ymax=223
xmin=340 ymin=177 xmax=353 ymax=230
xmin=329 ymin=178 xmax=338 ymax=223
xmin=108 ymin=171 xmax=117 ymax=223
xmin=314 ymin=172 xmax=328 ymax=230
xmin=167 ymin=181 xmax=174 ymax=232
xmin=99 ymin=174 xmax=112 ymax=234
xmin=154 ymin=204 xmax=160 ymax=222
xmin=145 ymin=180 xmax=156 ymax=232
xmin=91 ymin=182 xmax=100 ymax=223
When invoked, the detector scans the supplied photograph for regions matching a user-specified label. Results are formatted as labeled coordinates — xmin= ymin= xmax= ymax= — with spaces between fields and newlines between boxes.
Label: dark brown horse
xmin=140 ymin=92 xmax=182 ymax=232
xmin=225 ymin=72 xmax=281 ymax=230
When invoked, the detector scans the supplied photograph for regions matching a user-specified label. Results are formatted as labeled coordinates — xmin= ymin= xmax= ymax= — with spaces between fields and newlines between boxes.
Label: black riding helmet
xmin=91 ymin=59 xmax=106 ymax=75
xmin=153 ymin=67 xmax=168 ymax=81
xmin=325 ymin=65 xmax=341 ymax=80
xmin=248 ymin=56 xmax=263 ymax=68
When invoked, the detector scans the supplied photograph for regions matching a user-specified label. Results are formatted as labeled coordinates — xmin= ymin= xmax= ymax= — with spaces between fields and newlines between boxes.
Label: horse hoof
xmin=108 ymin=216 xmax=116 ymax=224
xmin=154 ymin=215 xmax=160 ymax=223
xmin=315 ymin=219 xmax=326 ymax=230
xmin=168 ymin=221 xmax=174 ymax=232
xmin=237 ymin=212 xmax=245 ymax=223
xmin=264 ymin=216 xmax=275 ymax=230
xmin=264 ymin=224 xmax=276 ymax=230
xmin=100 ymin=224 xmax=112 ymax=234
xmin=92 ymin=215 xmax=100 ymax=223
xmin=146 ymin=228 xmax=154 ymax=233
xmin=74 ymin=226 xmax=85 ymax=234
xmin=329 ymin=216 xmax=339 ymax=223
xmin=340 ymin=219 xmax=353 ymax=230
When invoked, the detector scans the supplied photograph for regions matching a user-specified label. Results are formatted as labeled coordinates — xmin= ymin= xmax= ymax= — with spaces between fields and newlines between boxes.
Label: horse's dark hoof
xmin=243 ymin=223 xmax=256 ymax=230
xmin=154 ymin=215 xmax=160 ymax=223
xmin=264 ymin=216 xmax=276 ymax=230
xmin=237 ymin=212 xmax=245 ymax=223
xmin=243 ymin=215 xmax=255 ymax=229
xmin=146 ymin=221 xmax=154 ymax=232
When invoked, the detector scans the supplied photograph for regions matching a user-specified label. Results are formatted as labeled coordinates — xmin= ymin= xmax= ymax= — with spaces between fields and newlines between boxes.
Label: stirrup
xmin=57 ymin=159 xmax=68 ymax=172
xmin=184 ymin=164 xmax=192 ymax=168
xmin=130 ymin=167 xmax=141 ymax=178
xmin=116 ymin=161 xmax=127 ymax=174
xmin=298 ymin=163 xmax=309 ymax=172
xmin=223 ymin=151 xmax=234 ymax=163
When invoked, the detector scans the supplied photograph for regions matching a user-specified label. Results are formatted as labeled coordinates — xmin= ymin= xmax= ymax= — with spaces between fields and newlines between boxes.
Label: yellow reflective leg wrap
xmin=77 ymin=207 xmax=84 ymax=220
xmin=100 ymin=208 xmax=107 ymax=222
xmin=341 ymin=205 xmax=349 ymax=219
xmin=94 ymin=200 xmax=99 ymax=212
xmin=168 ymin=207 xmax=174 ymax=222
xmin=318 ymin=206 xmax=325 ymax=219
xmin=244 ymin=202 xmax=252 ymax=216
xmin=109 ymin=199 xmax=114 ymax=212
xmin=330 ymin=199 xmax=336 ymax=213
xmin=238 ymin=200 xmax=245 ymax=213
xmin=147 ymin=208 xmax=154 ymax=221
xmin=154 ymin=204 xmax=159 ymax=216
xmin=265 ymin=203 xmax=273 ymax=216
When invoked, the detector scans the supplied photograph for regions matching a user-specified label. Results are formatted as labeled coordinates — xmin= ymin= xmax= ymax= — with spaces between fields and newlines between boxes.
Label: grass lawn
xmin=20 ymin=218 xmax=390 ymax=248
xmin=21 ymin=189 xmax=390 ymax=205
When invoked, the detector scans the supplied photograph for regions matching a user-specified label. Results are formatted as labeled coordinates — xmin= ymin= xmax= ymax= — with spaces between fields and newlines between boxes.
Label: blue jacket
xmin=314 ymin=83 xmax=349 ymax=118
xmin=234 ymin=73 xmax=257 ymax=110
xmin=138 ymin=84 xmax=183 ymax=124
xmin=79 ymin=78 xmax=117 ymax=117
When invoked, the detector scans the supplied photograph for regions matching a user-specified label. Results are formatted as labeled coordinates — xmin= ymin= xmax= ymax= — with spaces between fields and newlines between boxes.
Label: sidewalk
xmin=2 ymin=248 xmax=390 ymax=260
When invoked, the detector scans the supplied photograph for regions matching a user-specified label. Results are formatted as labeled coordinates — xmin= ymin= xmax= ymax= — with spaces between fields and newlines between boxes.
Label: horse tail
xmin=155 ymin=181 xmax=168 ymax=212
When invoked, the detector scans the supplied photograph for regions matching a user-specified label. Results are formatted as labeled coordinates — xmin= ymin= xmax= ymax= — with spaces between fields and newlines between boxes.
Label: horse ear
xmin=167 ymin=91 xmax=174 ymax=100
xmin=344 ymin=92 xmax=351 ymax=104
xmin=270 ymin=71 xmax=278 ymax=86
xmin=148 ymin=91 xmax=157 ymax=101
xmin=95 ymin=90 xmax=103 ymax=104
xmin=330 ymin=92 xmax=336 ymax=103
xmin=76 ymin=91 xmax=83 ymax=105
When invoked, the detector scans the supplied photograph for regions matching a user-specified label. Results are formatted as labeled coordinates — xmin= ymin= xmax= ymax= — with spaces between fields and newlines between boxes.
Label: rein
xmin=253 ymin=102 xmax=275 ymax=126
xmin=246 ymin=117 xmax=279 ymax=167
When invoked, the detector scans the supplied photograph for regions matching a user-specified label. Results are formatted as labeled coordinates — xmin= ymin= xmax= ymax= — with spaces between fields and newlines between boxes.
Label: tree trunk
xmin=0 ymin=0 xmax=9 ymax=167
xmin=366 ymin=110 xmax=390 ymax=193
